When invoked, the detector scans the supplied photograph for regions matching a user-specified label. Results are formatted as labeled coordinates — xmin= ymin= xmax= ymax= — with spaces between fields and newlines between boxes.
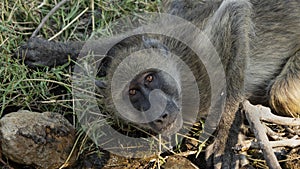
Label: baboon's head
xmin=101 ymin=36 xmax=186 ymax=136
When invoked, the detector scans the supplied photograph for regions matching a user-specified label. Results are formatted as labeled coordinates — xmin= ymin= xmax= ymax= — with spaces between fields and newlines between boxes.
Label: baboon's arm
xmin=13 ymin=38 xmax=83 ymax=67
xmin=203 ymin=0 xmax=254 ymax=168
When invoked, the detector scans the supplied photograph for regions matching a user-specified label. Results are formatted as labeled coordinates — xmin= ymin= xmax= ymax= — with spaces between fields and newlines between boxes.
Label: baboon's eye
xmin=129 ymin=89 xmax=136 ymax=95
xmin=145 ymin=74 xmax=153 ymax=82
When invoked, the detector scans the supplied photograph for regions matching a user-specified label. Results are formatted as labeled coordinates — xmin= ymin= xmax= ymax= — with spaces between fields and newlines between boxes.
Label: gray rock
xmin=0 ymin=110 xmax=77 ymax=169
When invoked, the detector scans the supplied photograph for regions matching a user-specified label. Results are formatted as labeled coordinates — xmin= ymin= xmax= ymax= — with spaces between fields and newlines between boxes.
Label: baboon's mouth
xmin=154 ymin=113 xmax=183 ymax=136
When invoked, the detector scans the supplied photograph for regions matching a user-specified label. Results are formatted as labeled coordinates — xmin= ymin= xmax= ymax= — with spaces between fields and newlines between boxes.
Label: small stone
xmin=164 ymin=155 xmax=198 ymax=169
xmin=0 ymin=110 xmax=76 ymax=169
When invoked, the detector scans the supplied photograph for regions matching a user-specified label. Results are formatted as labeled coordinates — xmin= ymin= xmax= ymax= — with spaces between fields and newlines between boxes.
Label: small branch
xmin=264 ymin=124 xmax=284 ymax=140
xmin=243 ymin=100 xmax=281 ymax=169
xmin=31 ymin=0 xmax=70 ymax=38
xmin=259 ymin=107 xmax=300 ymax=126
xmin=237 ymin=138 xmax=300 ymax=151
xmin=270 ymin=138 xmax=300 ymax=148
xmin=91 ymin=0 xmax=95 ymax=32
xmin=36 ymin=0 xmax=47 ymax=9
xmin=49 ymin=7 xmax=89 ymax=41
xmin=0 ymin=158 xmax=14 ymax=169
xmin=285 ymin=126 xmax=300 ymax=135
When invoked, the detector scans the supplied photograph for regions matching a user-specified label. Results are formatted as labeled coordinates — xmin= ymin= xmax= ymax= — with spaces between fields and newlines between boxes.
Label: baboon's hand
xmin=13 ymin=38 xmax=81 ymax=67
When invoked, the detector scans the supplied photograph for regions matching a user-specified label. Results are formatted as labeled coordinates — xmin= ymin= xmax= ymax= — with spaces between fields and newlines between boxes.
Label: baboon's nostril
xmin=155 ymin=119 xmax=163 ymax=123
xmin=162 ymin=114 xmax=168 ymax=119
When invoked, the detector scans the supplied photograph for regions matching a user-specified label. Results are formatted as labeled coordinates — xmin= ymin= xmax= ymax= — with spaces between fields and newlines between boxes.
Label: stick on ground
xmin=243 ymin=100 xmax=282 ymax=169
xmin=31 ymin=0 xmax=70 ymax=38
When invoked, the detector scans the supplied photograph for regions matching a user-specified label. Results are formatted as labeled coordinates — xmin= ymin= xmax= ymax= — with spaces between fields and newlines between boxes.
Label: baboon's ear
xmin=142 ymin=36 xmax=169 ymax=56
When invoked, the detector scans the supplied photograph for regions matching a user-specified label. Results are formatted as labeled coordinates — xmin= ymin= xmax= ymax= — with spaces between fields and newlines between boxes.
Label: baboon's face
xmin=127 ymin=70 xmax=182 ymax=135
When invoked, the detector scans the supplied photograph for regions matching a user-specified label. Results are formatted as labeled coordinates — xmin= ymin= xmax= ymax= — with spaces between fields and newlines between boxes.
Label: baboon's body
xmin=163 ymin=1 xmax=300 ymax=168
xmin=16 ymin=0 xmax=300 ymax=168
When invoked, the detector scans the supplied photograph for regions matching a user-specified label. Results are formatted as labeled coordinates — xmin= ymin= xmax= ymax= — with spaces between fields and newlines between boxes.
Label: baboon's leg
xmin=269 ymin=51 xmax=300 ymax=117
xmin=204 ymin=0 xmax=253 ymax=168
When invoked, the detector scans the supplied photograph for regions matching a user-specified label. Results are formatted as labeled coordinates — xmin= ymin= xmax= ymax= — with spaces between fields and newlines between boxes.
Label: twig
xmin=36 ymin=0 xmax=47 ymax=9
xmin=285 ymin=126 xmax=300 ymax=135
xmin=158 ymin=134 xmax=161 ymax=169
xmin=49 ymin=7 xmax=89 ymax=41
xmin=238 ymin=139 xmax=300 ymax=150
xmin=91 ymin=0 xmax=95 ymax=32
xmin=264 ymin=124 xmax=284 ymax=140
xmin=260 ymin=107 xmax=300 ymax=126
xmin=270 ymin=138 xmax=300 ymax=148
xmin=243 ymin=100 xmax=281 ymax=169
xmin=31 ymin=0 xmax=70 ymax=38
xmin=0 ymin=158 xmax=14 ymax=169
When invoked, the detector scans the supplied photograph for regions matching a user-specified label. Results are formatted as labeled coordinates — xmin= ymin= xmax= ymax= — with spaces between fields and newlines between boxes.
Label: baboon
xmin=15 ymin=0 xmax=300 ymax=168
